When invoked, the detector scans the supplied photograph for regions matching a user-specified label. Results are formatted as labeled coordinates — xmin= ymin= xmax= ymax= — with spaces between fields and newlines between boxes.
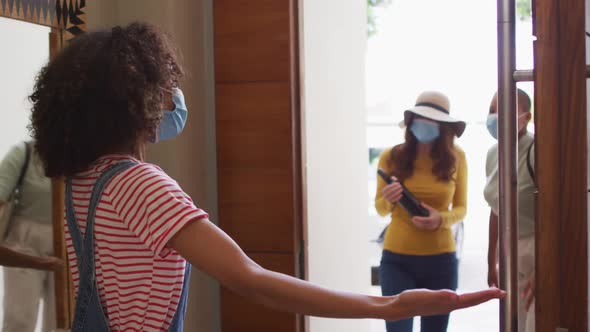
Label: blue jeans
xmin=379 ymin=250 xmax=458 ymax=332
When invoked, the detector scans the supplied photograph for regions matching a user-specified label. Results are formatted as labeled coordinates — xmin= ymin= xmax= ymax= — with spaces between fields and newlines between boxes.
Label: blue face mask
xmin=410 ymin=119 xmax=440 ymax=143
xmin=152 ymin=88 xmax=188 ymax=142
xmin=486 ymin=114 xmax=498 ymax=139
xmin=486 ymin=112 xmax=528 ymax=140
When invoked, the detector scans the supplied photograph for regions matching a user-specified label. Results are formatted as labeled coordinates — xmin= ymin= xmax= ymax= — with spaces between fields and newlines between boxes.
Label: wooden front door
xmin=213 ymin=1 xmax=303 ymax=331
xmin=534 ymin=0 xmax=588 ymax=330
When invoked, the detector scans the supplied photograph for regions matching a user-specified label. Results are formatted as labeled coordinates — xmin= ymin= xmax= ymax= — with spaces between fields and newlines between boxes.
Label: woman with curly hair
xmin=375 ymin=91 xmax=468 ymax=332
xmin=29 ymin=22 xmax=502 ymax=331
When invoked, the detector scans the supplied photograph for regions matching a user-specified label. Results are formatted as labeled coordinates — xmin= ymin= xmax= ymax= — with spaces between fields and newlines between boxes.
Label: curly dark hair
xmin=29 ymin=22 xmax=184 ymax=177
xmin=388 ymin=114 xmax=458 ymax=182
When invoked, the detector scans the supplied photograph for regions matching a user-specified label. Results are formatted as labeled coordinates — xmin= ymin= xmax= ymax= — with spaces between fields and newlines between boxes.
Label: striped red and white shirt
xmin=65 ymin=155 xmax=208 ymax=331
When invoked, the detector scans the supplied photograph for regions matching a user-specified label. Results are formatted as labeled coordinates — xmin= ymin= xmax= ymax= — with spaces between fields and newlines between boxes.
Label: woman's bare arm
xmin=169 ymin=218 xmax=504 ymax=321
xmin=0 ymin=202 xmax=63 ymax=271
xmin=0 ymin=245 xmax=63 ymax=271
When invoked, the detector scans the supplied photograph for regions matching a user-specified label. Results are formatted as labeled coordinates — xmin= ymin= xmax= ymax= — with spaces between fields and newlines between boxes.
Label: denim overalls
xmin=65 ymin=161 xmax=191 ymax=331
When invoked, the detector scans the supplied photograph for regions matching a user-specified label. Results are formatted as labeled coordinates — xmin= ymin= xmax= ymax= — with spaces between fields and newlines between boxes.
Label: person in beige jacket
xmin=0 ymin=141 xmax=58 ymax=332
xmin=484 ymin=89 xmax=535 ymax=332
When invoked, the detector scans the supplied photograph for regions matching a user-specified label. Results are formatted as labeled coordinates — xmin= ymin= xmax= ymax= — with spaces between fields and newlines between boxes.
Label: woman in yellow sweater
xmin=375 ymin=91 xmax=467 ymax=332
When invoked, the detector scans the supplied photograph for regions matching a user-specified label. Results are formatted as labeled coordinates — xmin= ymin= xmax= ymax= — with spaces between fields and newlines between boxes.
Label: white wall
xmin=0 ymin=17 xmax=49 ymax=156
xmin=300 ymin=1 xmax=371 ymax=331
xmin=87 ymin=2 xmax=219 ymax=331
xmin=0 ymin=16 xmax=50 ymax=332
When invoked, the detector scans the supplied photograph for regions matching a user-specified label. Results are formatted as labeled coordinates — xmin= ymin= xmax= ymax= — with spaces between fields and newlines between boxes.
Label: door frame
xmin=534 ymin=0 xmax=588 ymax=330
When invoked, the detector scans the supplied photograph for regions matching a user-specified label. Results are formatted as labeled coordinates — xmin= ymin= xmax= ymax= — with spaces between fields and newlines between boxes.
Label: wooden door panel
xmin=216 ymin=82 xmax=293 ymax=169
xmin=213 ymin=0 xmax=292 ymax=83
xmin=555 ymin=1 xmax=587 ymax=330
xmin=214 ymin=0 xmax=302 ymax=330
xmin=533 ymin=6 xmax=561 ymax=329
xmin=534 ymin=0 xmax=587 ymax=330
xmin=217 ymin=168 xmax=295 ymax=252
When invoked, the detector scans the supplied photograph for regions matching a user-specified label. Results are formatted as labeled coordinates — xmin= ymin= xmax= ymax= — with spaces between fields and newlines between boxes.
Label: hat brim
xmin=399 ymin=107 xmax=466 ymax=137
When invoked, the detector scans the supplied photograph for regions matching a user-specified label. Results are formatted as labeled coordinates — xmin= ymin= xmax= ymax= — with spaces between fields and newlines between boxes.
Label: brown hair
xmin=388 ymin=115 xmax=458 ymax=182
xmin=29 ymin=22 xmax=183 ymax=177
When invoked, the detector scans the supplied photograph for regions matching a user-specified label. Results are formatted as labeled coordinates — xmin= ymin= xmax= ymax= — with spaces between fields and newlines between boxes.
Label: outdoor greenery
xmin=367 ymin=0 xmax=392 ymax=37
xmin=516 ymin=0 xmax=532 ymax=21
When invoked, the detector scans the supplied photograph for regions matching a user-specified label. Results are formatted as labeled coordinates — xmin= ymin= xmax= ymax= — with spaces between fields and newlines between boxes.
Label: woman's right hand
xmin=381 ymin=176 xmax=403 ymax=204
xmin=388 ymin=288 xmax=506 ymax=320
xmin=39 ymin=256 xmax=64 ymax=271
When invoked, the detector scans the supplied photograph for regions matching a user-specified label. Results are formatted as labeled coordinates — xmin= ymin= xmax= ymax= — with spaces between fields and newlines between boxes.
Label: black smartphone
xmin=377 ymin=168 xmax=430 ymax=217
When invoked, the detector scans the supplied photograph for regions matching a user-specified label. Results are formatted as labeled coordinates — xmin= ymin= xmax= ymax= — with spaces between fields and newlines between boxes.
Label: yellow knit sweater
xmin=375 ymin=146 xmax=467 ymax=255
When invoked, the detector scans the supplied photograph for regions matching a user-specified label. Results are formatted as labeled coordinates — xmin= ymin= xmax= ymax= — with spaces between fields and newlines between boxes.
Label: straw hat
xmin=399 ymin=91 xmax=466 ymax=137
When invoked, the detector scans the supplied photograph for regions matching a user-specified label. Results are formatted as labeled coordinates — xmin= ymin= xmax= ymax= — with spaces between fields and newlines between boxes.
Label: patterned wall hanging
xmin=0 ymin=0 xmax=86 ymax=36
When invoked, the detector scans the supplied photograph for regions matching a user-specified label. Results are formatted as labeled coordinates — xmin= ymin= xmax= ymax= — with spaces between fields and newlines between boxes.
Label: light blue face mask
xmin=486 ymin=114 xmax=498 ymax=139
xmin=410 ymin=118 xmax=440 ymax=143
xmin=486 ymin=112 xmax=528 ymax=140
xmin=152 ymin=88 xmax=188 ymax=142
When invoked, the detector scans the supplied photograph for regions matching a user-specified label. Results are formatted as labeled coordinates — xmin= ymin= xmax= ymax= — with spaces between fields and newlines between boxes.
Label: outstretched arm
xmin=0 ymin=245 xmax=63 ymax=271
xmin=0 ymin=202 xmax=63 ymax=271
xmin=170 ymin=218 xmax=504 ymax=321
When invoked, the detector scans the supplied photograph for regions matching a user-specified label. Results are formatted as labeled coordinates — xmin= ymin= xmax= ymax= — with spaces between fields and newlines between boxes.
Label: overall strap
xmin=15 ymin=142 xmax=31 ymax=191
xmin=65 ymin=161 xmax=137 ymax=273
xmin=168 ymin=263 xmax=192 ymax=332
